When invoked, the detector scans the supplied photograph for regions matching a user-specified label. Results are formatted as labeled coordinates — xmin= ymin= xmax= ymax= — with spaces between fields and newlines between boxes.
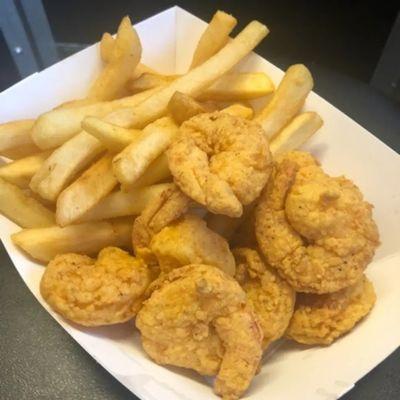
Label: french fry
xmin=112 ymin=116 xmax=178 ymax=185
xmin=79 ymin=183 xmax=172 ymax=222
xmin=0 ymin=119 xmax=39 ymax=159
xmin=129 ymin=72 xmax=273 ymax=102
xmin=0 ymin=177 xmax=55 ymax=228
xmin=11 ymin=218 xmax=132 ymax=262
xmin=269 ymin=112 xmax=323 ymax=156
xmin=56 ymin=154 xmax=118 ymax=226
xmin=30 ymin=132 xmax=105 ymax=201
xmin=82 ymin=116 xmax=140 ymax=152
xmin=190 ymin=10 xmax=237 ymax=69
xmin=130 ymin=63 xmax=157 ymax=81
xmin=88 ymin=16 xmax=142 ymax=101
xmin=121 ymin=153 xmax=171 ymax=190
xmin=55 ymin=98 xmax=98 ymax=110
xmin=129 ymin=73 xmax=175 ymax=93
xmin=94 ymin=20 xmax=268 ymax=129
xmin=32 ymin=87 xmax=159 ymax=150
xmin=100 ymin=32 xmax=115 ymax=63
xmin=221 ymin=103 xmax=254 ymax=119
xmin=255 ymin=64 xmax=314 ymax=139
xmin=168 ymin=92 xmax=209 ymax=124
xmin=199 ymin=72 xmax=274 ymax=101
xmin=0 ymin=151 xmax=50 ymax=188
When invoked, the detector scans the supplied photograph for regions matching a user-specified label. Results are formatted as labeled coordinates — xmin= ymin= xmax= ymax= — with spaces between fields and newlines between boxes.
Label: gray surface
xmin=0 ymin=67 xmax=399 ymax=400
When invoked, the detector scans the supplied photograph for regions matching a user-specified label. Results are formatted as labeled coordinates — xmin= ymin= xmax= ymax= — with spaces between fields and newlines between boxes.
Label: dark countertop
xmin=0 ymin=2 xmax=399 ymax=399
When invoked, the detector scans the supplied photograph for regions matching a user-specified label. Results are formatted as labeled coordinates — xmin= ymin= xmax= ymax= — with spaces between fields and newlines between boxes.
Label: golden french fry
xmin=11 ymin=218 xmax=132 ymax=262
xmin=30 ymin=132 xmax=105 ymax=201
xmin=56 ymin=154 xmax=118 ymax=226
xmin=130 ymin=63 xmax=157 ymax=80
xmin=103 ymin=20 xmax=268 ymax=129
xmin=168 ymin=91 xmax=210 ymax=124
xmin=88 ymin=16 xmax=142 ymax=101
xmin=270 ymin=112 xmax=323 ymax=156
xmin=0 ymin=119 xmax=39 ymax=159
xmin=256 ymin=64 xmax=314 ymax=139
xmin=221 ymin=103 xmax=254 ymax=119
xmin=121 ymin=153 xmax=171 ymax=191
xmin=0 ymin=177 xmax=55 ymax=228
xmin=129 ymin=73 xmax=175 ymax=93
xmin=82 ymin=116 xmax=140 ymax=152
xmin=31 ymin=88 xmax=159 ymax=150
xmin=79 ymin=183 xmax=172 ymax=222
xmin=199 ymin=72 xmax=274 ymax=101
xmin=100 ymin=32 xmax=115 ymax=63
xmin=0 ymin=151 xmax=50 ymax=188
xmin=112 ymin=116 xmax=178 ymax=185
xmin=55 ymin=98 xmax=98 ymax=110
xmin=190 ymin=10 xmax=237 ymax=69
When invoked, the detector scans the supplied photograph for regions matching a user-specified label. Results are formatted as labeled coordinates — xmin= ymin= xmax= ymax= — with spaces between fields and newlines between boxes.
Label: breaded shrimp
xmin=132 ymin=184 xmax=191 ymax=266
xmin=255 ymin=151 xmax=379 ymax=293
xmin=167 ymin=112 xmax=272 ymax=217
xmin=136 ymin=264 xmax=263 ymax=400
xmin=233 ymin=247 xmax=295 ymax=349
xmin=150 ymin=213 xmax=235 ymax=276
xmin=40 ymin=247 xmax=150 ymax=326
xmin=286 ymin=275 xmax=376 ymax=345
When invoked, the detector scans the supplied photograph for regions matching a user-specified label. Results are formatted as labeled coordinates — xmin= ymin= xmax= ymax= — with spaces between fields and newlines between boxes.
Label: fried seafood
xmin=233 ymin=248 xmax=295 ymax=349
xmin=150 ymin=214 xmax=235 ymax=276
xmin=255 ymin=151 xmax=379 ymax=293
xmin=167 ymin=112 xmax=272 ymax=217
xmin=41 ymin=247 xmax=150 ymax=326
xmin=132 ymin=184 xmax=191 ymax=265
xmin=136 ymin=264 xmax=263 ymax=400
xmin=286 ymin=275 xmax=376 ymax=345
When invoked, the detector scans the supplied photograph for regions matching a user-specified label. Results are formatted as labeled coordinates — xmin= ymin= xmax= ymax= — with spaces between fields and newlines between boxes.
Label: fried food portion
xmin=233 ymin=248 xmax=295 ymax=349
xmin=150 ymin=214 xmax=235 ymax=276
xmin=286 ymin=275 xmax=376 ymax=345
xmin=255 ymin=151 xmax=380 ymax=293
xmin=168 ymin=112 xmax=272 ymax=217
xmin=136 ymin=264 xmax=263 ymax=400
xmin=132 ymin=184 xmax=191 ymax=265
xmin=40 ymin=247 xmax=150 ymax=326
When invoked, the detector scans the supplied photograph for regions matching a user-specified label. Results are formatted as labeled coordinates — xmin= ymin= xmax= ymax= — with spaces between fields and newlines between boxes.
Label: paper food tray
xmin=0 ymin=6 xmax=399 ymax=400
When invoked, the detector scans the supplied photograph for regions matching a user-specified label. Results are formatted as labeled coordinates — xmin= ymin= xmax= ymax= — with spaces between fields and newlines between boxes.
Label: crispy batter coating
xmin=40 ymin=247 xmax=150 ymax=326
xmin=136 ymin=264 xmax=263 ymax=400
xmin=255 ymin=151 xmax=380 ymax=293
xmin=233 ymin=248 xmax=295 ymax=349
xmin=167 ymin=112 xmax=272 ymax=217
xmin=132 ymin=184 xmax=191 ymax=266
xmin=150 ymin=214 xmax=236 ymax=276
xmin=286 ymin=275 xmax=376 ymax=345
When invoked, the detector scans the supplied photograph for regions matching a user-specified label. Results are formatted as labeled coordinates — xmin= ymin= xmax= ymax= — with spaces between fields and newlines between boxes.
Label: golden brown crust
xmin=40 ymin=247 xmax=150 ymax=326
xmin=233 ymin=248 xmax=295 ymax=349
xmin=132 ymin=184 xmax=191 ymax=265
xmin=286 ymin=275 xmax=376 ymax=345
xmin=255 ymin=151 xmax=380 ymax=293
xmin=136 ymin=264 xmax=263 ymax=400
xmin=167 ymin=112 xmax=272 ymax=217
xmin=150 ymin=214 xmax=236 ymax=276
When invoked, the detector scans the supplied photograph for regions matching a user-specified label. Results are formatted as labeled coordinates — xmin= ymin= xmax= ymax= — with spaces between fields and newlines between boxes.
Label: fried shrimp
xmin=167 ymin=112 xmax=272 ymax=217
xmin=40 ymin=247 xmax=150 ymax=326
xmin=136 ymin=264 xmax=263 ymax=400
xmin=255 ymin=151 xmax=379 ymax=293
xmin=233 ymin=248 xmax=295 ymax=349
xmin=286 ymin=275 xmax=376 ymax=345
xmin=150 ymin=214 xmax=235 ymax=276
xmin=132 ymin=184 xmax=191 ymax=265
